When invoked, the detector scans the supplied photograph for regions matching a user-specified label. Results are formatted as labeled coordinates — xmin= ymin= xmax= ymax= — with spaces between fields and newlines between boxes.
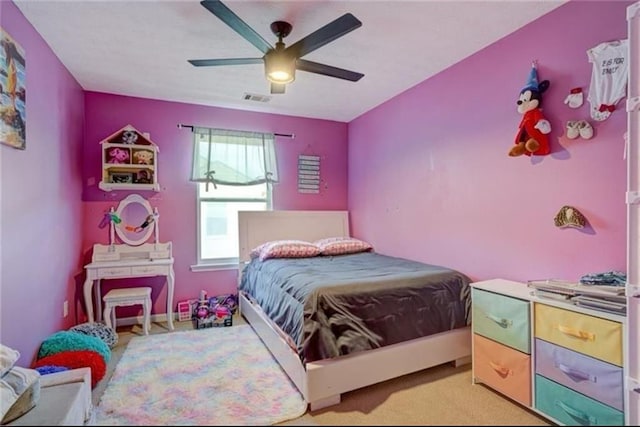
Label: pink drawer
xmin=473 ymin=334 xmax=531 ymax=407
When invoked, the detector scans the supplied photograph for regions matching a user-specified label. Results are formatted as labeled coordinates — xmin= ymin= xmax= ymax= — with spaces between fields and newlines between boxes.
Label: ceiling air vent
xmin=243 ymin=93 xmax=272 ymax=103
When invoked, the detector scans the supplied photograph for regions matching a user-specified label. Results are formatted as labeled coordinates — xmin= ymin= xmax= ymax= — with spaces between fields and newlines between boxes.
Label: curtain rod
xmin=177 ymin=123 xmax=295 ymax=139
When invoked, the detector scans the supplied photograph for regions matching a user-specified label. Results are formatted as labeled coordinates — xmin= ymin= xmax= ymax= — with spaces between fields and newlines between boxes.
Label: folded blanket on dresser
xmin=0 ymin=344 xmax=41 ymax=425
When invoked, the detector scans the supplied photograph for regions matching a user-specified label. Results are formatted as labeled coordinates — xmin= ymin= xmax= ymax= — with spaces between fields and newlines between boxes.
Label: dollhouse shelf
xmin=98 ymin=124 xmax=161 ymax=192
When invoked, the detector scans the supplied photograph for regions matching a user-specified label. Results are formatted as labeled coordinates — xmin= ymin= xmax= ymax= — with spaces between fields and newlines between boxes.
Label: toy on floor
xmin=509 ymin=63 xmax=552 ymax=157
xmin=195 ymin=301 xmax=209 ymax=319
xmin=191 ymin=292 xmax=235 ymax=329
xmin=34 ymin=365 xmax=69 ymax=375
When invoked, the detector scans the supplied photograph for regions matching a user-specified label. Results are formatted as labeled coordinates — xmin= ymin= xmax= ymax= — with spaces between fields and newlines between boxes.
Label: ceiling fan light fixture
xmin=264 ymin=51 xmax=295 ymax=84
xmin=190 ymin=3 xmax=364 ymax=89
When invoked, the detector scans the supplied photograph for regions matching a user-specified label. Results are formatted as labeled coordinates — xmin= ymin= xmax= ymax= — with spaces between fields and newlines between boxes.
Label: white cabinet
xmin=471 ymin=279 xmax=626 ymax=425
xmin=98 ymin=124 xmax=160 ymax=192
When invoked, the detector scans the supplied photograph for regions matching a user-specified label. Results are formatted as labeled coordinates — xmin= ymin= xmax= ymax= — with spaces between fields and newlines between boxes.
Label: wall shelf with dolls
xmin=98 ymin=124 xmax=161 ymax=192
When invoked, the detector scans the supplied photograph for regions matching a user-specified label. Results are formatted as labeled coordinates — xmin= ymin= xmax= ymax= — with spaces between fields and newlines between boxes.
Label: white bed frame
xmin=237 ymin=210 xmax=471 ymax=411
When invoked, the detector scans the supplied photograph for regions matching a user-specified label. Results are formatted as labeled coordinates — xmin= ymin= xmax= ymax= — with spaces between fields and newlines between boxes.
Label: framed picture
xmin=110 ymin=172 xmax=134 ymax=184
xmin=0 ymin=27 xmax=26 ymax=150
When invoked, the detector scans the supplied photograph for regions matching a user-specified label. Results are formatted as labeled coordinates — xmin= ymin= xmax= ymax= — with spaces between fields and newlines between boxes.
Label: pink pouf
xmin=33 ymin=350 xmax=107 ymax=388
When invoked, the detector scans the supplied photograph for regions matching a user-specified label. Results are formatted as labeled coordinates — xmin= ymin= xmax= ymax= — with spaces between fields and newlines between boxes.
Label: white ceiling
xmin=14 ymin=0 xmax=566 ymax=123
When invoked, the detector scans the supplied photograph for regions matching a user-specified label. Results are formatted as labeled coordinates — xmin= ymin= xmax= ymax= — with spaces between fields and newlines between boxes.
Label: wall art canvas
xmin=0 ymin=27 xmax=26 ymax=150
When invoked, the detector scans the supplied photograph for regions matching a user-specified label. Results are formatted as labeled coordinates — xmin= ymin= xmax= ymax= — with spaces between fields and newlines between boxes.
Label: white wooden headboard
xmin=238 ymin=210 xmax=350 ymax=263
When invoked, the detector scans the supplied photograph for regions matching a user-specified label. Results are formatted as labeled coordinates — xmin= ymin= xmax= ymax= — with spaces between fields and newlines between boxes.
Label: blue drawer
xmin=472 ymin=288 xmax=530 ymax=353
xmin=535 ymin=375 xmax=624 ymax=425
xmin=535 ymin=338 xmax=623 ymax=411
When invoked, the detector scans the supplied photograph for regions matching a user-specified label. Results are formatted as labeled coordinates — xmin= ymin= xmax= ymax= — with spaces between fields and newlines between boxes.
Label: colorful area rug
xmin=94 ymin=325 xmax=307 ymax=425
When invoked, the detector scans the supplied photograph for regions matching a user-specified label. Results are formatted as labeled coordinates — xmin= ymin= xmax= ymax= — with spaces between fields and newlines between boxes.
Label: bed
xmin=237 ymin=210 xmax=472 ymax=411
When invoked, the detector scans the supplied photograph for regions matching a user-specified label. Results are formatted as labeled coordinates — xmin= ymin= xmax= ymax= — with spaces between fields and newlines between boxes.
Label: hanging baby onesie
xmin=586 ymin=39 xmax=629 ymax=121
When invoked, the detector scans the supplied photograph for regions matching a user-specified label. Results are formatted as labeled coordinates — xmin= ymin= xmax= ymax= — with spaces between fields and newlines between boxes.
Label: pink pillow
xmin=314 ymin=237 xmax=373 ymax=256
xmin=252 ymin=240 xmax=321 ymax=261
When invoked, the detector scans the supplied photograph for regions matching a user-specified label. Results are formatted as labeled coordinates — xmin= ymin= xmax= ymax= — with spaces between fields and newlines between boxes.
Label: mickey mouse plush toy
xmin=509 ymin=64 xmax=552 ymax=157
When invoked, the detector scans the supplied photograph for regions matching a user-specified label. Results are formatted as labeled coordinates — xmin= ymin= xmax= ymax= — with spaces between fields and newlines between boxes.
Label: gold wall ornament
xmin=554 ymin=205 xmax=587 ymax=229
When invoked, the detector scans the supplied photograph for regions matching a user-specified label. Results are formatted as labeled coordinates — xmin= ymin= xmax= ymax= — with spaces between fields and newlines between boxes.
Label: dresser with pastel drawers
xmin=471 ymin=279 xmax=627 ymax=425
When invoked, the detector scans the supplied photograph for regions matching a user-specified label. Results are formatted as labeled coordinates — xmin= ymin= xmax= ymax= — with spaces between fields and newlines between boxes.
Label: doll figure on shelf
xmin=133 ymin=150 xmax=153 ymax=165
xmin=107 ymin=147 xmax=130 ymax=164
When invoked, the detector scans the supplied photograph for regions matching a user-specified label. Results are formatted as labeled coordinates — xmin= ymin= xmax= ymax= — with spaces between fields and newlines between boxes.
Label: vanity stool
xmin=103 ymin=287 xmax=152 ymax=335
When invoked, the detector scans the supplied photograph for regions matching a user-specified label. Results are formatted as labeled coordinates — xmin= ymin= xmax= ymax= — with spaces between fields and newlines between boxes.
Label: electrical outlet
xmin=63 ymin=300 xmax=69 ymax=318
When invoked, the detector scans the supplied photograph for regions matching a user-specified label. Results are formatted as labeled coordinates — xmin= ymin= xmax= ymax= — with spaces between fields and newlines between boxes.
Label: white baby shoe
xmin=566 ymin=121 xmax=580 ymax=139
xmin=576 ymin=120 xmax=593 ymax=140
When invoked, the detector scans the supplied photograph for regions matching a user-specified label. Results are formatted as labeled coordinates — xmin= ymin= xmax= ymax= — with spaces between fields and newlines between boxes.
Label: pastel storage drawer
xmin=535 ymin=338 xmax=623 ymax=411
xmin=472 ymin=288 xmax=530 ymax=353
xmin=534 ymin=303 xmax=622 ymax=366
xmin=535 ymin=375 xmax=624 ymax=426
xmin=473 ymin=334 xmax=531 ymax=407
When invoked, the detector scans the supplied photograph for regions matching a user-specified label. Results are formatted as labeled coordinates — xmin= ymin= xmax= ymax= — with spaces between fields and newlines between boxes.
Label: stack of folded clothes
xmin=573 ymin=271 xmax=627 ymax=314
xmin=579 ymin=270 xmax=627 ymax=286
xmin=528 ymin=272 xmax=628 ymax=315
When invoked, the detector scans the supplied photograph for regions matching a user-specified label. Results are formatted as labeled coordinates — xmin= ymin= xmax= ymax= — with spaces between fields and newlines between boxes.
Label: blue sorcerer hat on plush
xmin=521 ymin=65 xmax=539 ymax=93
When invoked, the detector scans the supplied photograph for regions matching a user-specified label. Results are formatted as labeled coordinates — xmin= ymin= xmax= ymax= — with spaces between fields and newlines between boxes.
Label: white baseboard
xmin=114 ymin=313 xmax=176 ymax=327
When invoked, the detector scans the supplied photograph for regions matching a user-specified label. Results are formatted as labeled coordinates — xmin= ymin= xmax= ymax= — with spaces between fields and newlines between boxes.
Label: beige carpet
xmin=94 ymin=316 xmax=552 ymax=426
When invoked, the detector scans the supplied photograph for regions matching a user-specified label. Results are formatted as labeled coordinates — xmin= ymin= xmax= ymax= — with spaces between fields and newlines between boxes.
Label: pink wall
xmin=2 ymin=0 xmax=632 ymax=365
xmin=82 ymin=92 xmax=348 ymax=319
xmin=0 ymin=1 xmax=85 ymax=365
xmin=348 ymin=0 xmax=631 ymax=283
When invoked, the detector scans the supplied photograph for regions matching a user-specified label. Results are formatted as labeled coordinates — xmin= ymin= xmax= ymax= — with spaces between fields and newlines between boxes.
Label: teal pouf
xmin=38 ymin=330 xmax=111 ymax=364
xmin=69 ymin=322 xmax=118 ymax=349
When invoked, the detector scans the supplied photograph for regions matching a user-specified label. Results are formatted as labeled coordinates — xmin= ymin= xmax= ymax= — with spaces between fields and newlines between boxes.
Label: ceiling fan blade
xmin=296 ymin=59 xmax=364 ymax=82
xmin=200 ymin=0 xmax=273 ymax=54
xmin=270 ymin=83 xmax=286 ymax=94
xmin=188 ymin=58 xmax=264 ymax=67
xmin=285 ymin=13 xmax=362 ymax=59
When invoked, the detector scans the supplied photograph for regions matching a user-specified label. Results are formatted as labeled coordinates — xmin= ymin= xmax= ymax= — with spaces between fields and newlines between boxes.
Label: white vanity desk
xmin=83 ymin=194 xmax=175 ymax=331
xmin=83 ymin=242 xmax=175 ymax=331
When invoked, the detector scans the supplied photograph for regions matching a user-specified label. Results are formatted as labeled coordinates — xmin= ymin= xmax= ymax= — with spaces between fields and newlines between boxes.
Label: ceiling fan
xmin=188 ymin=0 xmax=365 ymax=94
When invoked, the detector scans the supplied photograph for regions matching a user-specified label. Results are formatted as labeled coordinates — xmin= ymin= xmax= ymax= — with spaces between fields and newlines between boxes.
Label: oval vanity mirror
xmin=114 ymin=194 xmax=156 ymax=246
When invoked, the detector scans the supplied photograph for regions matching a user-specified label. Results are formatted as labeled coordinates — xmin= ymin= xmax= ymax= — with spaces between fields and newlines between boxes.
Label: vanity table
xmin=83 ymin=194 xmax=175 ymax=331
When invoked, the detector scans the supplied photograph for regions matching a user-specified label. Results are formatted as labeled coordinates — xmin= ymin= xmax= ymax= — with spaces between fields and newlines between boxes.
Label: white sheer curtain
xmin=190 ymin=127 xmax=278 ymax=189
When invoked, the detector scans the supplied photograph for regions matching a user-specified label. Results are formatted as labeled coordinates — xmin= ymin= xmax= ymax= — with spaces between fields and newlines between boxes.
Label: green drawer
xmin=472 ymin=288 xmax=530 ymax=353
xmin=535 ymin=375 xmax=624 ymax=426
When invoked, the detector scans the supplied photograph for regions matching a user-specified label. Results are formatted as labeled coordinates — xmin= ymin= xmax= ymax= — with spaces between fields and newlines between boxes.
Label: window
xmin=197 ymin=182 xmax=271 ymax=265
xmin=190 ymin=127 xmax=277 ymax=268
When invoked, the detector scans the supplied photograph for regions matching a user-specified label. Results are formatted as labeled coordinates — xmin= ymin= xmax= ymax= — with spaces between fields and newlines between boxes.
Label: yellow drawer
xmin=534 ymin=303 xmax=622 ymax=366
